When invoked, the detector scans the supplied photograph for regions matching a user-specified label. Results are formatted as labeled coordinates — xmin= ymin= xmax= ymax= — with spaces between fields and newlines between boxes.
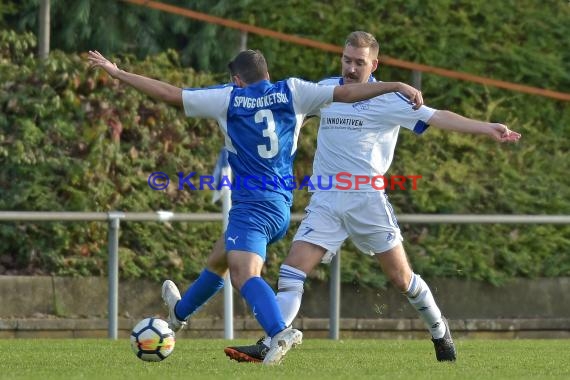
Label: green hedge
xmin=0 ymin=31 xmax=226 ymax=284
xmin=0 ymin=17 xmax=569 ymax=287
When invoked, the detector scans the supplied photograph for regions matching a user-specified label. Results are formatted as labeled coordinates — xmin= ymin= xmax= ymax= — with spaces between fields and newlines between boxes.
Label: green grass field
xmin=1 ymin=339 xmax=568 ymax=380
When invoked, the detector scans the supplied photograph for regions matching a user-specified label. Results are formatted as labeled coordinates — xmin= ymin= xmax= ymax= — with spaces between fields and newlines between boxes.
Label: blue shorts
xmin=225 ymin=200 xmax=290 ymax=260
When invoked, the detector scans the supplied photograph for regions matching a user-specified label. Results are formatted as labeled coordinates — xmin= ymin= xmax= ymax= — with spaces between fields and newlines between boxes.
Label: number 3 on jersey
xmin=255 ymin=109 xmax=278 ymax=158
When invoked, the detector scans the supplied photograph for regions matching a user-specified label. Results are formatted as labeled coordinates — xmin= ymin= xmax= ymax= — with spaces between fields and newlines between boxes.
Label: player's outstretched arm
xmin=87 ymin=50 xmax=183 ymax=107
xmin=333 ymin=81 xmax=423 ymax=109
xmin=428 ymin=110 xmax=521 ymax=142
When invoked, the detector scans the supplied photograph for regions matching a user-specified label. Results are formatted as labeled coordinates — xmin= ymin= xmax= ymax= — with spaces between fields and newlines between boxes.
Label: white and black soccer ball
xmin=130 ymin=317 xmax=175 ymax=362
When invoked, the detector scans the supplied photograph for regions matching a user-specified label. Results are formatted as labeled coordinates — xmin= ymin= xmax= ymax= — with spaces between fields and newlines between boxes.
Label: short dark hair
xmin=345 ymin=31 xmax=380 ymax=58
xmin=227 ymin=49 xmax=268 ymax=84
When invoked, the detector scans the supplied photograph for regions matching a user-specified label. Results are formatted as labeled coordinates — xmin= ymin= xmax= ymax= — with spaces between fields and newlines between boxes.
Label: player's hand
xmin=490 ymin=123 xmax=521 ymax=142
xmin=396 ymin=82 xmax=423 ymax=110
xmin=87 ymin=50 xmax=120 ymax=78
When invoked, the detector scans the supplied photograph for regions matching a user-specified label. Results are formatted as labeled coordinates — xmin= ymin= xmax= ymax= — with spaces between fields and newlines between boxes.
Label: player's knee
xmin=205 ymin=264 xmax=228 ymax=278
xmin=283 ymin=241 xmax=326 ymax=273
xmin=389 ymin=273 xmax=410 ymax=293
xmin=384 ymin=267 xmax=413 ymax=292
xmin=206 ymin=237 xmax=227 ymax=275
xmin=229 ymin=272 xmax=248 ymax=290
xmin=381 ymin=257 xmax=413 ymax=292
xmin=206 ymin=255 xmax=228 ymax=276
xmin=228 ymin=264 xmax=259 ymax=290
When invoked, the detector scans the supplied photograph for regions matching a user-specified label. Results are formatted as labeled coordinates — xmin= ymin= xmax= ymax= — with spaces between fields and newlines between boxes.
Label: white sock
xmin=405 ymin=273 xmax=445 ymax=339
xmin=262 ymin=264 xmax=306 ymax=347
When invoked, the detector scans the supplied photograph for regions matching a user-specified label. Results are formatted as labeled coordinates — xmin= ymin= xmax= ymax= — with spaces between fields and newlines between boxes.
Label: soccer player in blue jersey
xmin=87 ymin=48 xmax=423 ymax=365
xmin=224 ymin=31 xmax=521 ymax=363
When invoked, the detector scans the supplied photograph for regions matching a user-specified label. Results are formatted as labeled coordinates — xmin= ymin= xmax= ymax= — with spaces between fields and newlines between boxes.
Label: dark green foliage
xmin=1 ymin=0 xmax=569 ymax=287
xmin=1 ymin=0 xmax=249 ymax=72
xmin=0 ymin=30 xmax=224 ymax=283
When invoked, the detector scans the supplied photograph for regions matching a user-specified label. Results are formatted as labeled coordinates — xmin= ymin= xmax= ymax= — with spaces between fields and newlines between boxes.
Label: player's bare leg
xmin=206 ymin=235 xmax=229 ymax=276
xmin=283 ymin=240 xmax=328 ymax=274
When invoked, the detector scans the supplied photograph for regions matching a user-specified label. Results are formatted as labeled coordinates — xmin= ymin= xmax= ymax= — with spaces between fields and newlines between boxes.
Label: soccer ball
xmin=130 ymin=317 xmax=175 ymax=362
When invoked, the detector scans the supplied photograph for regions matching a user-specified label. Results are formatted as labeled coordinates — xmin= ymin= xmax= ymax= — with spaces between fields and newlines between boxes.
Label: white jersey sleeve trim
xmin=287 ymin=78 xmax=335 ymax=116
xmin=363 ymin=91 xmax=435 ymax=135
xmin=182 ymin=86 xmax=233 ymax=118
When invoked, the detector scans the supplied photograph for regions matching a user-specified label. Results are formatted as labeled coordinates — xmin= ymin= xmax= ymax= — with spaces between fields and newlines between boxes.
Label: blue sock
xmin=240 ymin=277 xmax=286 ymax=338
xmin=175 ymin=269 xmax=225 ymax=320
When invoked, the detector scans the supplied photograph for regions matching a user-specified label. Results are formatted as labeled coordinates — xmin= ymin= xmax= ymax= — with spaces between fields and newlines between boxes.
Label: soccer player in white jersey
xmin=87 ymin=48 xmax=423 ymax=365
xmin=224 ymin=31 xmax=521 ymax=363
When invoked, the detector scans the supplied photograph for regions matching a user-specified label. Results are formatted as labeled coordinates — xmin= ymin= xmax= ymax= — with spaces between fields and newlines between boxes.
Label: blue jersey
xmin=182 ymin=78 xmax=335 ymax=205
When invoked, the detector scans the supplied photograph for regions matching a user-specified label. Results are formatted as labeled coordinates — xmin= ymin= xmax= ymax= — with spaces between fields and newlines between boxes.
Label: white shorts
xmin=293 ymin=191 xmax=403 ymax=263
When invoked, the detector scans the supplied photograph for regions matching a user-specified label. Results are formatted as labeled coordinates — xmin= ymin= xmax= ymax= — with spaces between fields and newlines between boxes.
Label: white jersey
xmin=310 ymin=77 xmax=436 ymax=192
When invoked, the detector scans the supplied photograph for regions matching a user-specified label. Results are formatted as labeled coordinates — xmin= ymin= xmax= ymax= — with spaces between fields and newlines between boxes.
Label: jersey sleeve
xmin=389 ymin=93 xmax=437 ymax=135
xmin=287 ymin=78 xmax=335 ymax=116
xmin=182 ymin=85 xmax=233 ymax=118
